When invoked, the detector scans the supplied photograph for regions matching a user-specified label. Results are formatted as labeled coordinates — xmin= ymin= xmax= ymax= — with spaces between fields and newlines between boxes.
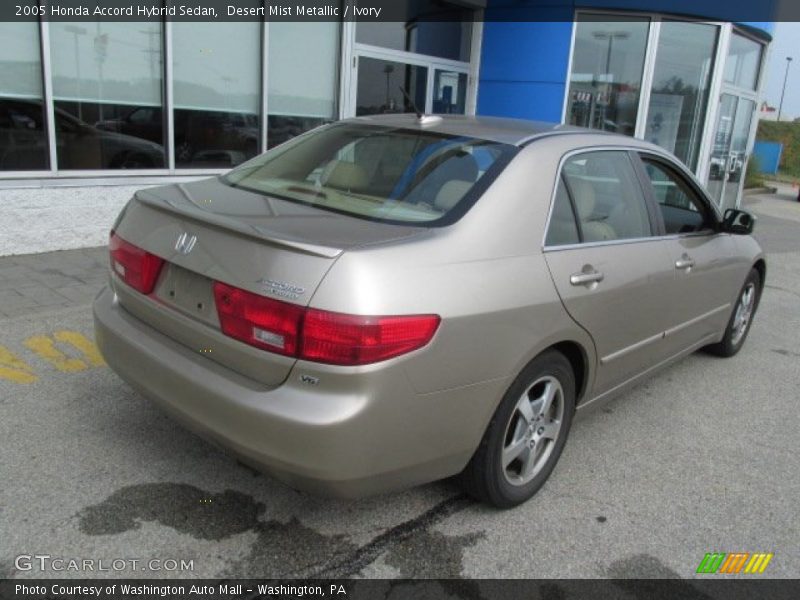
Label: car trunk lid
xmin=110 ymin=177 xmax=423 ymax=387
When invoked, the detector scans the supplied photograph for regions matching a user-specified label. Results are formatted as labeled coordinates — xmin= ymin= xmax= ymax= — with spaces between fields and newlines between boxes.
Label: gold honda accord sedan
xmin=94 ymin=114 xmax=765 ymax=507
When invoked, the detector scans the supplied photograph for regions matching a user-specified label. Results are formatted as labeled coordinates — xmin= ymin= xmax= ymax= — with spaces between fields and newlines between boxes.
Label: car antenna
xmin=399 ymin=86 xmax=442 ymax=126
xmin=399 ymin=86 xmax=423 ymax=119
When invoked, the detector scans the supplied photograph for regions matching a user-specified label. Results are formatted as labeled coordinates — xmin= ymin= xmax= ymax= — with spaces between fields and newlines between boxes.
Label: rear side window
xmin=222 ymin=123 xmax=517 ymax=226
xmin=545 ymin=177 xmax=580 ymax=246
xmin=640 ymin=158 xmax=711 ymax=234
xmin=561 ymin=151 xmax=652 ymax=243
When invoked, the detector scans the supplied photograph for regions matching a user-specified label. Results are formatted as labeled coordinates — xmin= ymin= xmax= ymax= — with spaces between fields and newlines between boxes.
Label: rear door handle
xmin=570 ymin=270 xmax=604 ymax=286
xmin=675 ymin=257 xmax=695 ymax=270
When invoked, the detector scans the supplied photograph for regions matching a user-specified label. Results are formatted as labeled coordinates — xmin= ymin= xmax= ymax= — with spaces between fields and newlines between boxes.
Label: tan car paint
xmin=94 ymin=116 xmax=764 ymax=497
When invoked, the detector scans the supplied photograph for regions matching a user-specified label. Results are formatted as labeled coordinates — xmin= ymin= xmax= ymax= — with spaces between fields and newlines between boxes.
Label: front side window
xmin=561 ymin=151 xmax=652 ymax=242
xmin=223 ymin=124 xmax=516 ymax=225
xmin=566 ymin=15 xmax=650 ymax=137
xmin=641 ymin=158 xmax=711 ymax=234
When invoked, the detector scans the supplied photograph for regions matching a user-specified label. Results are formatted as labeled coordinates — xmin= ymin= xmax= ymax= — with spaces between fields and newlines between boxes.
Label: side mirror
xmin=722 ymin=208 xmax=756 ymax=235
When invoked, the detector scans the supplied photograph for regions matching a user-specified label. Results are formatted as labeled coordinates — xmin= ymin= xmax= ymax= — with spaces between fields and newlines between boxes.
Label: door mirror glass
xmin=722 ymin=208 xmax=755 ymax=235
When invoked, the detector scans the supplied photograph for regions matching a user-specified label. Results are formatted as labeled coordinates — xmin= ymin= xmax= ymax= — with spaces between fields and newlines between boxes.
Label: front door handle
xmin=675 ymin=256 xmax=695 ymax=270
xmin=570 ymin=270 xmax=604 ymax=286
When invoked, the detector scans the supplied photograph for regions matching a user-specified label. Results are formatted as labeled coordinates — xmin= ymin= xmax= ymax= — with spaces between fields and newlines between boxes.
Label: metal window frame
xmin=347 ymin=44 xmax=472 ymax=118
xmin=466 ymin=16 xmax=483 ymax=115
xmin=695 ymin=23 xmax=732 ymax=186
xmin=338 ymin=20 xmax=356 ymax=119
xmin=39 ymin=14 xmax=57 ymax=174
xmin=560 ymin=21 xmax=578 ymax=124
xmin=633 ymin=19 xmax=660 ymax=139
xmin=164 ymin=18 xmax=175 ymax=171
xmin=260 ymin=14 xmax=269 ymax=152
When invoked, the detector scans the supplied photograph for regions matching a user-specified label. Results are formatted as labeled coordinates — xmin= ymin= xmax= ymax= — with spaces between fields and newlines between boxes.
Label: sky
xmin=762 ymin=22 xmax=800 ymax=120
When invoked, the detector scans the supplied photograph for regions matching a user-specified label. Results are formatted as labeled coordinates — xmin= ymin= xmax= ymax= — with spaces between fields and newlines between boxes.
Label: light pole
xmin=383 ymin=64 xmax=394 ymax=111
xmin=778 ymin=56 xmax=793 ymax=122
xmin=592 ymin=31 xmax=629 ymax=130
xmin=64 ymin=25 xmax=87 ymax=122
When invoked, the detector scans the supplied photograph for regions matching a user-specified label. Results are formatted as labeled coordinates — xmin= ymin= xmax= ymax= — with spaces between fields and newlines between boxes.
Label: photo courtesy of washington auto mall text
xmin=11 ymin=583 xmax=349 ymax=598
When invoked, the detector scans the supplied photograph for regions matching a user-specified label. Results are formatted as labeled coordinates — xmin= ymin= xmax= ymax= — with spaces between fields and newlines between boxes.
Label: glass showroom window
xmin=357 ymin=18 xmax=472 ymax=62
xmin=356 ymin=58 xmax=428 ymax=116
xmin=724 ymin=33 xmax=763 ymax=91
xmin=267 ymin=22 xmax=339 ymax=149
xmin=49 ymin=22 xmax=165 ymax=170
xmin=0 ymin=23 xmax=49 ymax=170
xmin=566 ymin=15 xmax=650 ymax=137
xmin=644 ymin=21 xmax=718 ymax=171
xmin=173 ymin=22 xmax=261 ymax=168
xmin=433 ymin=70 xmax=468 ymax=114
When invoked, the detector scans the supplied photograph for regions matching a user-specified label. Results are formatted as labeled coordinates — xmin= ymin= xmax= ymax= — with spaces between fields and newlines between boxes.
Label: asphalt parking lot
xmin=1 ymin=188 xmax=799 ymax=581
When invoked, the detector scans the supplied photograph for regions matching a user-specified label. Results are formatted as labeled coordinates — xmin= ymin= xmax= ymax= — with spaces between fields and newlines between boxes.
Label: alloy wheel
xmin=731 ymin=282 xmax=756 ymax=346
xmin=501 ymin=376 xmax=565 ymax=486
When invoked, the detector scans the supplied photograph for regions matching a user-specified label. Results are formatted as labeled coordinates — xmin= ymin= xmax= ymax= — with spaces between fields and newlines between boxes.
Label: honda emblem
xmin=174 ymin=232 xmax=197 ymax=255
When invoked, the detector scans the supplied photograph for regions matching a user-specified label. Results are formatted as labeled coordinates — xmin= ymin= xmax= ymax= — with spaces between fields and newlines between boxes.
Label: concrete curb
xmin=744 ymin=186 xmax=778 ymax=196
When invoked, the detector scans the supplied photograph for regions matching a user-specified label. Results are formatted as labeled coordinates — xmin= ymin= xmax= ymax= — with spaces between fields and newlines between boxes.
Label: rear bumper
xmin=93 ymin=286 xmax=507 ymax=497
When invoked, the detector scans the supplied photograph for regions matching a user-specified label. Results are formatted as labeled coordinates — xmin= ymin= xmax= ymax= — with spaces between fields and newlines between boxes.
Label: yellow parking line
xmin=54 ymin=330 xmax=106 ymax=367
xmin=0 ymin=346 xmax=38 ymax=384
xmin=24 ymin=335 xmax=87 ymax=373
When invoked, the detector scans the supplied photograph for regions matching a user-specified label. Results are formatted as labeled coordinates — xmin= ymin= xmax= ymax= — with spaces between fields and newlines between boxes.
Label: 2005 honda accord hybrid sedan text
xmin=94 ymin=114 xmax=765 ymax=507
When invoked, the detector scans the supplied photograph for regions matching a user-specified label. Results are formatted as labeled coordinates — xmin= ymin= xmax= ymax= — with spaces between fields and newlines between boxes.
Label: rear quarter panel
xmin=308 ymin=142 xmax=597 ymax=401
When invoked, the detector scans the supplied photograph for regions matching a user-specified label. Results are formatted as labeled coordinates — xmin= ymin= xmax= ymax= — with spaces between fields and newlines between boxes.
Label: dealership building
xmin=0 ymin=1 xmax=774 ymax=255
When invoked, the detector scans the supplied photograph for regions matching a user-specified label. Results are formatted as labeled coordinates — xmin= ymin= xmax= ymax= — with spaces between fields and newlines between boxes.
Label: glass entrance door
xmin=706 ymin=93 xmax=756 ymax=211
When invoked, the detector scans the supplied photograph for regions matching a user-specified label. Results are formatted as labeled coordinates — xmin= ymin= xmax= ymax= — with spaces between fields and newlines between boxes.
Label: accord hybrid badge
xmin=257 ymin=278 xmax=306 ymax=300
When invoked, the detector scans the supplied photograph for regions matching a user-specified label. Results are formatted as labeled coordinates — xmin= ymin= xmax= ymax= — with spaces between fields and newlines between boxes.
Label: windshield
xmin=222 ymin=123 xmax=517 ymax=226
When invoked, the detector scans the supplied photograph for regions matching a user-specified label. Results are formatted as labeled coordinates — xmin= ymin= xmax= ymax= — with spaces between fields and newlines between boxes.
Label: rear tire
xmin=705 ymin=267 xmax=761 ymax=358
xmin=460 ymin=350 xmax=575 ymax=508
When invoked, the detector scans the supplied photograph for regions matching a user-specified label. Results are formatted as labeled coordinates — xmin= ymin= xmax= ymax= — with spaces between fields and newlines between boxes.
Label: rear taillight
xmin=213 ymin=281 xmax=304 ymax=357
xmin=109 ymin=232 xmax=165 ymax=294
xmin=302 ymin=309 xmax=440 ymax=366
xmin=212 ymin=281 xmax=440 ymax=366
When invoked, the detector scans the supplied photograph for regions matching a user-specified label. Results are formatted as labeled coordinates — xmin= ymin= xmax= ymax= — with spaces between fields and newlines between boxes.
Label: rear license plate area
xmin=155 ymin=264 xmax=219 ymax=326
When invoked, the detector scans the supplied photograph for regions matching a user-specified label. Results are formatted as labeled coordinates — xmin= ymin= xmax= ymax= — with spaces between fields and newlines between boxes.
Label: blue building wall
xmin=478 ymin=1 xmax=775 ymax=121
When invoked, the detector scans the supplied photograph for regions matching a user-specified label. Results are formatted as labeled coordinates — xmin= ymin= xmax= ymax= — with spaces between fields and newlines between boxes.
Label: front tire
xmin=460 ymin=350 xmax=575 ymax=508
xmin=705 ymin=267 xmax=761 ymax=357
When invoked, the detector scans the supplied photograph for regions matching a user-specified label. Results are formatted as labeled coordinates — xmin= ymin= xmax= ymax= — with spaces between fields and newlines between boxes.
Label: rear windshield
xmin=222 ymin=123 xmax=517 ymax=226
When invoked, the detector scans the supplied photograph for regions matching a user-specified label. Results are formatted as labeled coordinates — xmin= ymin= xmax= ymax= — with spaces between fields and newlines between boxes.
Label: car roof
xmin=341 ymin=113 xmax=603 ymax=146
